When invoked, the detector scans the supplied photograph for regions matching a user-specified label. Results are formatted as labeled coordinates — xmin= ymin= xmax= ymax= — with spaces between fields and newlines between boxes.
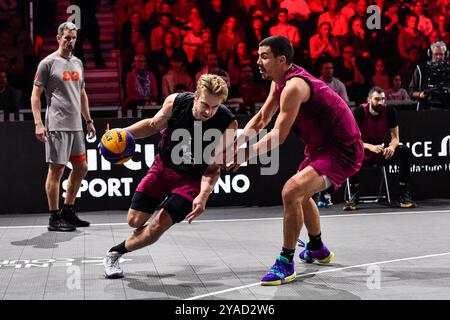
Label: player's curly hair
xmin=196 ymin=74 xmax=228 ymax=102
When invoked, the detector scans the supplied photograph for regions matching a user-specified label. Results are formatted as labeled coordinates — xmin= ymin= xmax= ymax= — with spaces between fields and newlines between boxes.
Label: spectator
xmin=398 ymin=46 xmax=422 ymax=89
xmin=309 ymin=0 xmax=326 ymax=15
xmin=145 ymin=1 xmax=174 ymax=29
xmin=121 ymin=35 xmax=149 ymax=97
xmin=0 ymin=71 xmax=18 ymax=120
xmin=203 ymin=0 xmax=228 ymax=37
xmin=430 ymin=0 xmax=450 ymax=21
xmin=353 ymin=0 xmax=368 ymax=23
xmin=317 ymin=0 xmax=348 ymax=37
xmin=246 ymin=17 xmax=270 ymax=57
xmin=172 ymin=0 xmax=196 ymax=25
xmin=152 ymin=31 xmax=187 ymax=78
xmin=0 ymin=31 xmax=24 ymax=78
xmin=369 ymin=2 xmax=401 ymax=67
xmin=71 ymin=0 xmax=106 ymax=68
xmin=227 ymin=41 xmax=253 ymax=87
xmin=0 ymin=32 xmax=24 ymax=94
xmin=195 ymin=52 xmax=231 ymax=86
xmin=0 ymin=54 xmax=15 ymax=82
xmin=269 ymin=8 xmax=301 ymax=48
xmin=428 ymin=29 xmax=441 ymax=46
xmin=412 ymin=0 xmax=434 ymax=36
xmin=371 ymin=58 xmax=390 ymax=91
xmin=121 ymin=31 xmax=145 ymax=70
xmin=181 ymin=7 xmax=203 ymax=33
xmin=125 ymin=54 xmax=158 ymax=110
xmin=143 ymin=0 xmax=162 ymax=20
xmin=228 ymin=63 xmax=267 ymax=115
xmin=345 ymin=16 xmax=371 ymax=59
xmin=198 ymin=40 xmax=216 ymax=67
xmin=435 ymin=14 xmax=450 ymax=45
xmin=341 ymin=0 xmax=358 ymax=20
xmin=398 ymin=13 xmax=428 ymax=62
xmin=335 ymin=45 xmax=366 ymax=104
xmin=150 ymin=13 xmax=181 ymax=52
xmin=162 ymin=53 xmax=194 ymax=99
xmin=309 ymin=21 xmax=340 ymax=60
xmin=279 ymin=0 xmax=311 ymax=21
xmin=386 ymin=74 xmax=412 ymax=101
xmin=8 ymin=14 xmax=32 ymax=56
xmin=120 ymin=11 xmax=148 ymax=51
xmin=217 ymin=16 xmax=246 ymax=62
xmin=319 ymin=60 xmax=350 ymax=105
xmin=182 ymin=18 xmax=204 ymax=64
xmin=250 ymin=0 xmax=280 ymax=21
xmin=201 ymin=28 xmax=214 ymax=44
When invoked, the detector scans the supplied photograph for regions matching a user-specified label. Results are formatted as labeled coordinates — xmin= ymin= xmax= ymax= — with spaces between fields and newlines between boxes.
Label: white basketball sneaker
xmin=104 ymin=251 xmax=124 ymax=279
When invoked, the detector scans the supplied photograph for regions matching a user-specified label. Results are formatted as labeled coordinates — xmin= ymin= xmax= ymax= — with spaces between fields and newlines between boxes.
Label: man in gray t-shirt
xmin=31 ymin=22 xmax=96 ymax=232
xmin=319 ymin=60 xmax=350 ymax=105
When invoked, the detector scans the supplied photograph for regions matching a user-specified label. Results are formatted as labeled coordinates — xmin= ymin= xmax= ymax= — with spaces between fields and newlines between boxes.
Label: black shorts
xmin=130 ymin=192 xmax=192 ymax=224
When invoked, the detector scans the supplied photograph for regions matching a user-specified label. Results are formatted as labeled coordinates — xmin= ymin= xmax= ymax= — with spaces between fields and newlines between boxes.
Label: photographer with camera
xmin=409 ymin=41 xmax=450 ymax=110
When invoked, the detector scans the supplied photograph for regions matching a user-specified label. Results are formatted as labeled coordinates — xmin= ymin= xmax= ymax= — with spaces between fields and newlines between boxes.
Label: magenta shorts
xmin=136 ymin=155 xmax=200 ymax=202
xmin=298 ymin=140 xmax=364 ymax=191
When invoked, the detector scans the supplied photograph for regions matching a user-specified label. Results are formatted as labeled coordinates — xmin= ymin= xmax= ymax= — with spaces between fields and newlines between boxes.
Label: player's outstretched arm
xmin=229 ymin=78 xmax=310 ymax=171
xmin=124 ymin=93 xmax=176 ymax=139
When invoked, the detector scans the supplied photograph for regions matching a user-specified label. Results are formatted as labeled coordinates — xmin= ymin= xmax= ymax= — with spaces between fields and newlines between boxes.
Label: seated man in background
xmin=319 ymin=60 xmax=350 ymax=105
xmin=344 ymin=87 xmax=416 ymax=210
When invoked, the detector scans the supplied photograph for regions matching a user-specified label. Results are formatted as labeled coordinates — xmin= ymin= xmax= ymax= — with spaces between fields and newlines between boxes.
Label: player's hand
xmin=35 ymin=123 xmax=48 ymax=142
xmin=186 ymin=194 xmax=207 ymax=224
xmin=371 ymin=144 xmax=384 ymax=154
xmin=383 ymin=145 xmax=395 ymax=160
xmin=226 ymin=146 xmax=250 ymax=173
xmin=419 ymin=91 xmax=427 ymax=99
xmin=87 ymin=122 xmax=96 ymax=139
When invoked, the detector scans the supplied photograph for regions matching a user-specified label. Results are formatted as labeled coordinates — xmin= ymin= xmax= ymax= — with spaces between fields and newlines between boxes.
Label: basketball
xmin=98 ymin=128 xmax=135 ymax=164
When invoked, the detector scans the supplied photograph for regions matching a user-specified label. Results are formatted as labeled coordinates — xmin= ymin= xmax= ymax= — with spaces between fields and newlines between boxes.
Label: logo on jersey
xmin=62 ymin=71 xmax=80 ymax=81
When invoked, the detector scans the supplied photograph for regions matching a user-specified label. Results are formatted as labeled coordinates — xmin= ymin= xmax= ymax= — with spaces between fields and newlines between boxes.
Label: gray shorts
xmin=45 ymin=131 xmax=86 ymax=165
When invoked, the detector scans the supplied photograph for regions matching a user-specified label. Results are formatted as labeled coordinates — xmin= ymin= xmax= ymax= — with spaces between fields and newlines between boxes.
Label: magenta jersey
xmin=275 ymin=64 xmax=361 ymax=157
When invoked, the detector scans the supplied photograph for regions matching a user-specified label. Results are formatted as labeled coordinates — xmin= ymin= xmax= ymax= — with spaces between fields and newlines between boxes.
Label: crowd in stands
xmin=114 ymin=0 xmax=449 ymax=113
xmin=1 ymin=0 xmax=449 ymax=118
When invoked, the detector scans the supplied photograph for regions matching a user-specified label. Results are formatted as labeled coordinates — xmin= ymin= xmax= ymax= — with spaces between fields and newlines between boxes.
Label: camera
xmin=425 ymin=61 xmax=450 ymax=108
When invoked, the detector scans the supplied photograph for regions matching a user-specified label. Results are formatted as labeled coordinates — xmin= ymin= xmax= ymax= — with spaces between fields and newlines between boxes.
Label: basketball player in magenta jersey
xmin=229 ymin=36 xmax=364 ymax=285
xmin=31 ymin=22 xmax=95 ymax=232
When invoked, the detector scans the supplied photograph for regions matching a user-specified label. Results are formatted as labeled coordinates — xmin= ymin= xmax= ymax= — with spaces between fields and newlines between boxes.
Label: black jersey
xmin=158 ymin=92 xmax=235 ymax=178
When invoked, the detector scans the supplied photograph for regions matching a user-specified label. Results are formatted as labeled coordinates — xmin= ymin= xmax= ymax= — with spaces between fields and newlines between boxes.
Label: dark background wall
xmin=1 ymin=111 xmax=449 ymax=214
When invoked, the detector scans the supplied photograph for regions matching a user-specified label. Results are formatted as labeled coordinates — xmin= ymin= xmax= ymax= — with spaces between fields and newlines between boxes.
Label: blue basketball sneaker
xmin=298 ymin=240 xmax=334 ymax=264
xmin=260 ymin=255 xmax=296 ymax=286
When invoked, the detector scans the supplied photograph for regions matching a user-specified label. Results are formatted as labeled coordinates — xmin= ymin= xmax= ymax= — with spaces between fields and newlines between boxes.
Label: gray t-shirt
xmin=34 ymin=52 xmax=85 ymax=131
xmin=320 ymin=76 xmax=350 ymax=105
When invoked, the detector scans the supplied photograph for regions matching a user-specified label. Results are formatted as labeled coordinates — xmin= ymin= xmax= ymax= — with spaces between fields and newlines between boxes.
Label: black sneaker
xmin=399 ymin=192 xmax=416 ymax=208
xmin=60 ymin=209 xmax=90 ymax=227
xmin=48 ymin=215 xmax=76 ymax=232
